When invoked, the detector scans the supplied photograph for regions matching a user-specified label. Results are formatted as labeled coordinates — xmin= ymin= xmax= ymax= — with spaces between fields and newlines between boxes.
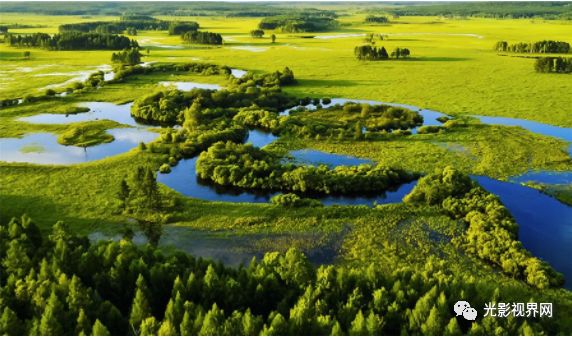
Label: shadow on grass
xmin=414 ymin=56 xmax=472 ymax=62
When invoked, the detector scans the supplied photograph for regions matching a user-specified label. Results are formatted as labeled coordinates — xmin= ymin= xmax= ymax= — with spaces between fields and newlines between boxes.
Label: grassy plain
xmin=2 ymin=13 xmax=572 ymax=126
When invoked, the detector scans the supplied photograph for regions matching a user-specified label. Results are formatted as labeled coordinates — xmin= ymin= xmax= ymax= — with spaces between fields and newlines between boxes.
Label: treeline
xmin=404 ymin=167 xmax=564 ymax=289
xmin=181 ymin=31 xmax=223 ymax=45
xmin=258 ymin=15 xmax=338 ymax=33
xmin=365 ymin=15 xmax=390 ymax=23
xmin=535 ymin=57 xmax=572 ymax=73
xmin=355 ymin=45 xmax=411 ymax=60
xmin=168 ymin=22 xmax=200 ymax=35
xmin=495 ymin=40 xmax=570 ymax=54
xmin=6 ymin=32 xmax=137 ymax=50
xmin=196 ymin=141 xmax=416 ymax=195
xmin=111 ymin=47 xmax=142 ymax=65
xmin=2 ymin=215 xmax=563 ymax=336
xmin=386 ymin=2 xmax=572 ymax=19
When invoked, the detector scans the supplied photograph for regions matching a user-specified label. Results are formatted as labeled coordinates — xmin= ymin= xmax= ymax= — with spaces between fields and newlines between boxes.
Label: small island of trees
xmin=181 ymin=31 xmax=223 ymax=45
xmin=495 ymin=40 xmax=570 ymax=54
xmin=355 ymin=45 xmax=410 ymax=60
xmin=365 ymin=15 xmax=390 ymax=23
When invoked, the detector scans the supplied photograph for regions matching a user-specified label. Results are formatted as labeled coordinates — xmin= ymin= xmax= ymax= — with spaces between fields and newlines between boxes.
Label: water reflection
xmin=0 ymin=129 xmax=157 ymax=165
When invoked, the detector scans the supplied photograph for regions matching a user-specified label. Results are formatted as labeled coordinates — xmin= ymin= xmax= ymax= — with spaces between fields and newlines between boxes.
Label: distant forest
xmin=0 ymin=2 xmax=570 ymax=19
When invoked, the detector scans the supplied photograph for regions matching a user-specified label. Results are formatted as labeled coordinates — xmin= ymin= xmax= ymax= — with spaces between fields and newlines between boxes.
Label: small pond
xmin=230 ymin=68 xmax=247 ymax=78
xmin=0 ymin=128 xmax=158 ymax=165
xmin=18 ymin=102 xmax=138 ymax=127
xmin=90 ymin=226 xmax=343 ymax=267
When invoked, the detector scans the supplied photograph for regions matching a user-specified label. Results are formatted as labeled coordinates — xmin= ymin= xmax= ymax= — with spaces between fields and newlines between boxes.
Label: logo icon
xmin=454 ymin=300 xmax=478 ymax=321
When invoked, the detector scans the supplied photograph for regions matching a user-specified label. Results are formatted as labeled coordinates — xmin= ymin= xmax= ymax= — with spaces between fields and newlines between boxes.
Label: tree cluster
xmin=258 ymin=15 xmax=338 ymax=33
xmin=355 ymin=45 xmax=410 ymax=60
xmin=196 ymin=141 xmax=416 ymax=195
xmin=495 ymin=40 xmax=570 ymax=54
xmin=282 ymin=102 xmax=422 ymax=139
xmin=365 ymin=15 xmax=390 ymax=23
xmin=58 ymin=18 xmax=189 ymax=34
xmin=6 ymin=32 xmax=137 ymax=50
xmin=168 ymin=22 xmax=200 ymax=35
xmin=181 ymin=31 xmax=223 ymax=45
xmin=250 ymin=29 xmax=265 ymax=38
xmin=404 ymin=167 xmax=564 ymax=289
xmin=534 ymin=57 xmax=572 ymax=73
xmin=1 ymin=215 xmax=564 ymax=336
xmin=130 ymin=67 xmax=297 ymax=125
xmin=111 ymin=47 xmax=142 ymax=65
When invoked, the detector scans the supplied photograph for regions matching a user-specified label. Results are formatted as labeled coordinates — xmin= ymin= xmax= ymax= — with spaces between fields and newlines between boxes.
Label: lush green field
xmin=2 ymin=13 xmax=572 ymax=126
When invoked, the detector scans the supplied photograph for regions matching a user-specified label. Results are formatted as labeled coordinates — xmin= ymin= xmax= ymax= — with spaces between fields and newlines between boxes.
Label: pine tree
xmin=129 ymin=275 xmax=151 ymax=331
xmin=366 ymin=311 xmax=383 ymax=335
xmin=76 ymin=309 xmax=91 ymax=335
xmin=139 ymin=317 xmax=159 ymax=335
xmin=0 ymin=307 xmax=22 ymax=335
xmin=180 ymin=310 xmax=194 ymax=335
xmin=158 ymin=319 xmax=177 ymax=336
xmin=349 ymin=310 xmax=368 ymax=335
xmin=92 ymin=319 xmax=110 ymax=336
xmin=421 ymin=306 xmax=444 ymax=335
xmin=39 ymin=291 xmax=64 ymax=336
xmin=118 ymin=178 xmax=130 ymax=210
xmin=444 ymin=317 xmax=462 ymax=336
xmin=199 ymin=304 xmax=224 ymax=336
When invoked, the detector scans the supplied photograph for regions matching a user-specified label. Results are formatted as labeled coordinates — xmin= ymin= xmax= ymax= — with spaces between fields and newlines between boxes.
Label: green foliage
xmin=168 ymin=22 xmax=200 ymax=35
xmin=404 ymin=167 xmax=564 ymax=288
xmin=534 ymin=57 xmax=572 ymax=74
xmin=196 ymin=141 xmax=416 ymax=195
xmin=355 ymin=45 xmax=411 ymax=60
xmin=181 ymin=31 xmax=223 ymax=45
xmin=57 ymin=124 xmax=114 ymax=147
xmin=495 ymin=40 xmax=570 ymax=54
xmin=365 ymin=15 xmax=390 ymax=23
xmin=6 ymin=32 xmax=138 ymax=50
xmin=250 ymin=29 xmax=265 ymax=38
xmin=1 ymin=215 xmax=570 ymax=335
xmin=271 ymin=193 xmax=322 ymax=208
xmin=111 ymin=47 xmax=142 ymax=66
xmin=258 ymin=15 xmax=338 ymax=33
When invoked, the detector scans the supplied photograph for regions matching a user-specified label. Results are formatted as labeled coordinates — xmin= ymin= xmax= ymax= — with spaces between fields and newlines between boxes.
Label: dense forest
xmin=1 ymin=210 xmax=570 ymax=336
xmin=6 ymin=32 xmax=137 ymax=50
xmin=355 ymin=45 xmax=411 ymax=60
xmin=258 ymin=15 xmax=339 ymax=33
xmin=534 ymin=57 xmax=572 ymax=73
xmin=495 ymin=40 xmax=570 ymax=54
xmin=384 ymin=2 xmax=572 ymax=19
xmin=181 ymin=31 xmax=223 ymax=45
